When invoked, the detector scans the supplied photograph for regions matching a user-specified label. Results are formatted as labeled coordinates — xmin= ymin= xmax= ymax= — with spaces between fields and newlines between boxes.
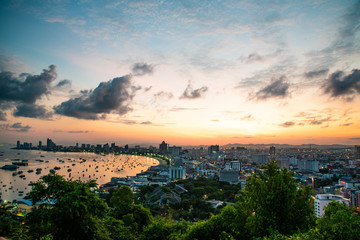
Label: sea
xmin=0 ymin=146 xmax=159 ymax=202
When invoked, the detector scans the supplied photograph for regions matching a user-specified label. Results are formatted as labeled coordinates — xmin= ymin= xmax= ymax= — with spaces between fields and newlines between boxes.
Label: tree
xmin=312 ymin=201 xmax=360 ymax=240
xmin=184 ymin=203 xmax=252 ymax=240
xmin=239 ymin=161 xmax=315 ymax=237
xmin=110 ymin=186 xmax=152 ymax=235
xmin=139 ymin=217 xmax=189 ymax=240
xmin=25 ymin=171 xmax=109 ymax=240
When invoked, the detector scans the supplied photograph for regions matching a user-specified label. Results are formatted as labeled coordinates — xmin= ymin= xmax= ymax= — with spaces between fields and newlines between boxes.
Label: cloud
xmin=131 ymin=62 xmax=154 ymax=76
xmin=180 ymin=83 xmax=208 ymax=99
xmin=144 ymin=86 xmax=152 ymax=92
xmin=13 ymin=103 xmax=53 ymax=120
xmin=0 ymin=54 xmax=26 ymax=73
xmin=309 ymin=117 xmax=332 ymax=125
xmin=0 ymin=122 xmax=31 ymax=132
xmin=54 ymin=75 xmax=135 ymax=120
xmin=305 ymin=2 xmax=360 ymax=71
xmin=55 ymin=79 xmax=72 ymax=88
xmin=0 ymin=65 xmax=59 ymax=119
xmin=154 ymin=91 xmax=173 ymax=99
xmin=240 ymin=114 xmax=254 ymax=121
xmin=340 ymin=123 xmax=352 ymax=127
xmin=169 ymin=107 xmax=201 ymax=112
xmin=250 ymin=76 xmax=290 ymax=101
xmin=0 ymin=65 xmax=57 ymax=104
xmin=322 ymin=69 xmax=360 ymax=100
xmin=279 ymin=121 xmax=295 ymax=127
xmin=304 ymin=69 xmax=329 ymax=79
xmin=67 ymin=130 xmax=90 ymax=133
xmin=245 ymin=53 xmax=264 ymax=63
xmin=0 ymin=111 xmax=6 ymax=121
xmin=349 ymin=137 xmax=360 ymax=140
xmin=292 ymin=109 xmax=337 ymax=126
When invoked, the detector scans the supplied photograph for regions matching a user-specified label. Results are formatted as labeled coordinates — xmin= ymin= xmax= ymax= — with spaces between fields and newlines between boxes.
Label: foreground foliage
xmin=1 ymin=162 xmax=359 ymax=240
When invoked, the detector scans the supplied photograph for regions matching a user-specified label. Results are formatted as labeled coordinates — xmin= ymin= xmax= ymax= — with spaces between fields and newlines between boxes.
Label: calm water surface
xmin=0 ymin=146 xmax=158 ymax=202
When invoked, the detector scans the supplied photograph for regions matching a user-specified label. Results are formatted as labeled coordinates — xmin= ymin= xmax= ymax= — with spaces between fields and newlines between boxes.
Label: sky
xmin=0 ymin=0 xmax=360 ymax=147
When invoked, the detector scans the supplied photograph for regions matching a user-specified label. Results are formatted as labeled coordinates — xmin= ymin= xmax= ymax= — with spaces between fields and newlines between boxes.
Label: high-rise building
xmin=298 ymin=159 xmax=319 ymax=172
xmin=252 ymin=154 xmax=269 ymax=165
xmin=355 ymin=145 xmax=360 ymax=160
xmin=17 ymin=140 xmax=20 ymax=149
xmin=38 ymin=141 xmax=42 ymax=149
xmin=269 ymin=146 xmax=276 ymax=159
xmin=46 ymin=138 xmax=56 ymax=150
xmin=168 ymin=146 xmax=182 ymax=156
xmin=159 ymin=141 xmax=168 ymax=155
xmin=208 ymin=144 xmax=220 ymax=154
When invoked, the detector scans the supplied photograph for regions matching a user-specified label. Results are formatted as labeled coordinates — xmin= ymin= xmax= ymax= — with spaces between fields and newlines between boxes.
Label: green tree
xmin=110 ymin=186 xmax=152 ymax=235
xmin=139 ymin=217 xmax=189 ymax=240
xmin=25 ymin=171 xmax=109 ymax=240
xmin=184 ymin=203 xmax=252 ymax=240
xmin=0 ymin=200 xmax=18 ymax=237
xmin=312 ymin=201 xmax=360 ymax=240
xmin=239 ymin=161 xmax=315 ymax=237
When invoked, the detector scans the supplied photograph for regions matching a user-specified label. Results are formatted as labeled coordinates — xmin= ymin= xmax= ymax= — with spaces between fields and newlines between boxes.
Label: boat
xmin=19 ymin=174 xmax=25 ymax=178
xmin=53 ymin=166 xmax=61 ymax=170
xmin=27 ymin=170 xmax=34 ymax=173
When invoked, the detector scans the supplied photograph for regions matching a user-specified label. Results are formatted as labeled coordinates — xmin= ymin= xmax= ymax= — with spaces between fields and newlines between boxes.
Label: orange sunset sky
xmin=1 ymin=1 xmax=360 ymax=146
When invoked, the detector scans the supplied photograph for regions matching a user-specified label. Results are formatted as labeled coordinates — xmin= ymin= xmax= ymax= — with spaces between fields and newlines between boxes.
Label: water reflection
xmin=0 ymin=147 xmax=158 ymax=202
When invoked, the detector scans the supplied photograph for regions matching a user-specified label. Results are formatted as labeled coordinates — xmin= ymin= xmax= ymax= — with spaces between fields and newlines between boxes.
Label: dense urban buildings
xmin=10 ymin=139 xmax=360 ymax=217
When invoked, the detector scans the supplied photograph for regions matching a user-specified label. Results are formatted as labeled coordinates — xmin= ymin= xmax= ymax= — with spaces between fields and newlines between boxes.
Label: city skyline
xmin=1 ymin=0 xmax=360 ymax=146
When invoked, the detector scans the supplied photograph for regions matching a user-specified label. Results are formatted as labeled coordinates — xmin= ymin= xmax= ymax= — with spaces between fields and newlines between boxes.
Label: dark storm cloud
xmin=279 ymin=121 xmax=295 ymax=127
xmin=54 ymin=75 xmax=135 ymax=120
xmin=0 ymin=65 xmax=57 ymax=104
xmin=322 ymin=69 xmax=360 ymax=100
xmin=13 ymin=103 xmax=53 ymax=120
xmin=180 ymin=83 xmax=208 ymax=99
xmin=304 ymin=69 xmax=329 ymax=78
xmin=251 ymin=76 xmax=290 ymax=101
xmin=0 ymin=122 xmax=31 ymax=132
xmin=56 ymin=79 xmax=71 ymax=88
xmin=131 ymin=62 xmax=154 ymax=76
